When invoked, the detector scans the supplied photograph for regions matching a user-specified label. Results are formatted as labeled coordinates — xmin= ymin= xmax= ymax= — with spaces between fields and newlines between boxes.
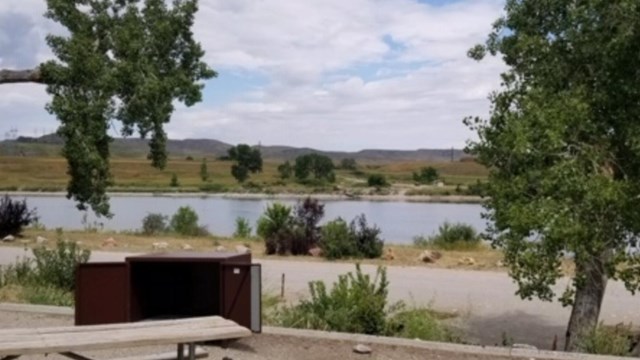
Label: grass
xmin=0 ymin=156 xmax=487 ymax=194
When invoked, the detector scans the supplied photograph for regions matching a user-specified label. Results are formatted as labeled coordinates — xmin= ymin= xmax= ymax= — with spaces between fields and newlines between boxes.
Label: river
xmin=11 ymin=194 xmax=487 ymax=244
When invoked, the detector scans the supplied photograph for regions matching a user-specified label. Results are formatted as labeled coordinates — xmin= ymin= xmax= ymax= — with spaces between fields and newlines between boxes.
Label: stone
xmin=2 ymin=235 xmax=15 ymax=242
xmin=308 ymin=247 xmax=323 ymax=257
xmin=36 ymin=236 xmax=47 ymax=244
xmin=353 ymin=344 xmax=372 ymax=354
xmin=181 ymin=244 xmax=194 ymax=251
xmin=382 ymin=248 xmax=395 ymax=261
xmin=496 ymin=260 xmax=505 ymax=267
xmin=152 ymin=241 xmax=169 ymax=250
xmin=102 ymin=237 xmax=117 ymax=248
xmin=215 ymin=245 xmax=227 ymax=252
xmin=419 ymin=250 xmax=438 ymax=263
xmin=458 ymin=257 xmax=476 ymax=266
xmin=236 ymin=245 xmax=251 ymax=254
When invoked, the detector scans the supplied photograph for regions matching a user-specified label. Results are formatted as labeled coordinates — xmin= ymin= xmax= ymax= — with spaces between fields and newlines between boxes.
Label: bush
xmin=275 ymin=265 xmax=390 ymax=335
xmin=170 ymin=206 xmax=202 ymax=236
xmin=199 ymin=183 xmax=228 ymax=193
xmin=292 ymin=197 xmax=325 ymax=255
xmin=257 ymin=203 xmax=294 ymax=255
xmin=0 ymin=195 xmax=38 ymax=238
xmin=350 ymin=214 xmax=384 ymax=258
xmin=32 ymin=240 xmax=91 ymax=291
xmin=234 ymin=217 xmax=253 ymax=239
xmin=576 ymin=323 xmax=635 ymax=356
xmin=141 ymin=213 xmax=168 ymax=235
xmin=320 ymin=218 xmax=356 ymax=260
xmin=385 ymin=307 xmax=459 ymax=342
xmin=425 ymin=222 xmax=481 ymax=250
xmin=413 ymin=166 xmax=439 ymax=184
xmin=170 ymin=173 xmax=179 ymax=187
xmin=23 ymin=285 xmax=74 ymax=307
xmin=367 ymin=174 xmax=389 ymax=187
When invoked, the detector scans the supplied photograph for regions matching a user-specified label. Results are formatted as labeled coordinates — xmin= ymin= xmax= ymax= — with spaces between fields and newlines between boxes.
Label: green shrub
xmin=413 ymin=166 xmax=439 ymax=184
xmin=0 ymin=195 xmax=38 ymax=238
xmin=367 ymin=174 xmax=389 ymax=187
xmin=170 ymin=206 xmax=203 ymax=236
xmin=199 ymin=183 xmax=228 ymax=193
xmin=576 ymin=323 xmax=634 ymax=356
xmin=320 ymin=218 xmax=356 ymax=260
xmin=32 ymin=240 xmax=91 ymax=291
xmin=292 ymin=197 xmax=325 ymax=255
xmin=234 ymin=217 xmax=253 ymax=238
xmin=350 ymin=214 xmax=384 ymax=258
xmin=170 ymin=173 xmax=179 ymax=187
xmin=275 ymin=265 xmax=390 ymax=335
xmin=23 ymin=285 xmax=74 ymax=307
xmin=426 ymin=222 xmax=480 ymax=250
xmin=385 ymin=307 xmax=459 ymax=342
xmin=141 ymin=213 xmax=168 ymax=235
xmin=0 ymin=256 xmax=35 ymax=287
xmin=257 ymin=203 xmax=294 ymax=255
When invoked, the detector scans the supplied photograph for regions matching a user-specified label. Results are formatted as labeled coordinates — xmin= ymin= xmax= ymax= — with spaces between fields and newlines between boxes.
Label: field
xmin=0 ymin=156 xmax=488 ymax=194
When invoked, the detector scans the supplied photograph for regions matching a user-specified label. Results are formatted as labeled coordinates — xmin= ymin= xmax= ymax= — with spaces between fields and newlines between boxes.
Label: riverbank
xmin=4 ymin=190 xmax=484 ymax=203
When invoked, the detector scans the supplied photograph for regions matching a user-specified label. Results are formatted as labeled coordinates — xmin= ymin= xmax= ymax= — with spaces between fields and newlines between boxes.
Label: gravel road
xmin=1 ymin=246 xmax=639 ymax=349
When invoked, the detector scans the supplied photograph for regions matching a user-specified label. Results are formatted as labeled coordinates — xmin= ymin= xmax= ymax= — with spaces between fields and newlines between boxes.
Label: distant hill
xmin=0 ymin=134 xmax=468 ymax=162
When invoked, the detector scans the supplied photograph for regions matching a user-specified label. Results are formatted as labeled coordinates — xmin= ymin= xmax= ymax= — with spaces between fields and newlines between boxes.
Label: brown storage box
xmin=75 ymin=252 xmax=261 ymax=332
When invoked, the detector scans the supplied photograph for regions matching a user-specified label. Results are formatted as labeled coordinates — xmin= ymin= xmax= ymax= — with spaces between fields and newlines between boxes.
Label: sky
xmin=0 ymin=0 xmax=506 ymax=151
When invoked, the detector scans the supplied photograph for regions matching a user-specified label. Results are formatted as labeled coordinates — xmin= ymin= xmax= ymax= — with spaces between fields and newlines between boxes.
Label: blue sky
xmin=0 ymin=0 xmax=506 ymax=151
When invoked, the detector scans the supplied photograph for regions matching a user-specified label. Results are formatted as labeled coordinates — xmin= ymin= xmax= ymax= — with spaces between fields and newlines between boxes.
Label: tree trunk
xmin=0 ymin=68 xmax=43 ymax=84
xmin=564 ymin=255 xmax=609 ymax=352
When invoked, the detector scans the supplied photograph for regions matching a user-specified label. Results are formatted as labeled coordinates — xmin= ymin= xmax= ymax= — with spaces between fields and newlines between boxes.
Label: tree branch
xmin=0 ymin=68 xmax=43 ymax=84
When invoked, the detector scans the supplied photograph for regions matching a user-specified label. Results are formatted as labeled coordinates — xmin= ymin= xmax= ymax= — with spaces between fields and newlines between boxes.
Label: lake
xmin=13 ymin=194 xmax=487 ymax=244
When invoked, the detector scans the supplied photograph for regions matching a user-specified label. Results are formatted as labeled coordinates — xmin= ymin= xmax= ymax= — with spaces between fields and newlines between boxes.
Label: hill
xmin=0 ymin=134 xmax=468 ymax=162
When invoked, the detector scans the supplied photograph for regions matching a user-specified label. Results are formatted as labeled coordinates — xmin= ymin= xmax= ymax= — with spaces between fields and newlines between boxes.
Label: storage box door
xmin=222 ymin=263 xmax=261 ymax=332
xmin=75 ymin=262 xmax=128 ymax=326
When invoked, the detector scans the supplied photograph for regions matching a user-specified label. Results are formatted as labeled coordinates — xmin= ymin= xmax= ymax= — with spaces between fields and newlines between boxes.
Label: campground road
xmin=0 ymin=246 xmax=638 ymax=349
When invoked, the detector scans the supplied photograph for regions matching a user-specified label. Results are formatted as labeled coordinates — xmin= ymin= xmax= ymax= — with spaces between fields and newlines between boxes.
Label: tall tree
xmin=228 ymin=144 xmax=262 ymax=183
xmin=0 ymin=0 xmax=216 ymax=216
xmin=466 ymin=0 xmax=640 ymax=351
xmin=294 ymin=153 xmax=335 ymax=183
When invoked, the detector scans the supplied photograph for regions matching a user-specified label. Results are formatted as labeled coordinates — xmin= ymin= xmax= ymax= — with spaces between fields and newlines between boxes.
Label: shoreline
xmin=3 ymin=190 xmax=484 ymax=204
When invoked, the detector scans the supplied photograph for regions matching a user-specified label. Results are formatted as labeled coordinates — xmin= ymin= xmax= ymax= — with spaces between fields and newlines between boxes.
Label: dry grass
xmin=6 ymin=229 xmax=509 ymax=272
xmin=0 ymin=156 xmax=487 ymax=192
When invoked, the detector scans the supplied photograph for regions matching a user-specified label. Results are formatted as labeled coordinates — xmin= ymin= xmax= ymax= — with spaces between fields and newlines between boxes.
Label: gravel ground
xmin=0 ymin=311 xmax=557 ymax=360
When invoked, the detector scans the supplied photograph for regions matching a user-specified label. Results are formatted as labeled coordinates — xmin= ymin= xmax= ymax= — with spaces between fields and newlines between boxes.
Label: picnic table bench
xmin=0 ymin=316 xmax=251 ymax=360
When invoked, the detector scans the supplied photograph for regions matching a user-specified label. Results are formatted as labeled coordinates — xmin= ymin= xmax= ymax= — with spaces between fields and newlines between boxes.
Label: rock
xmin=181 ymin=244 xmax=193 ymax=251
xmin=496 ymin=260 xmax=505 ymax=267
xmin=215 ymin=245 xmax=227 ymax=252
xmin=36 ymin=236 xmax=47 ymax=244
xmin=458 ymin=257 xmax=476 ymax=266
xmin=431 ymin=250 xmax=442 ymax=260
xmin=2 ymin=235 xmax=15 ymax=242
xmin=419 ymin=250 xmax=438 ymax=263
xmin=382 ymin=248 xmax=395 ymax=261
xmin=101 ymin=237 xmax=117 ymax=248
xmin=152 ymin=241 xmax=169 ymax=250
xmin=236 ymin=245 xmax=251 ymax=254
xmin=353 ymin=344 xmax=372 ymax=354
xmin=308 ymin=247 xmax=323 ymax=257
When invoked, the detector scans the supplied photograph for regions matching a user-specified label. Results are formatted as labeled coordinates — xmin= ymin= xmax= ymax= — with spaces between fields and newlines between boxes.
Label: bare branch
xmin=0 ymin=68 xmax=43 ymax=84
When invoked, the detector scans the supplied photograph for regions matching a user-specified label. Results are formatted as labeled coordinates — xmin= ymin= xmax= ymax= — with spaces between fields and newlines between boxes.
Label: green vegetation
xmin=141 ymin=213 xmax=168 ymax=236
xmin=413 ymin=166 xmax=439 ymax=184
xmin=170 ymin=206 xmax=207 ymax=236
xmin=170 ymin=173 xmax=179 ymax=187
xmin=0 ymin=0 xmax=214 ymax=217
xmin=467 ymin=0 xmax=640 ymax=351
xmin=258 ymin=203 xmax=294 ymax=255
xmin=228 ymin=144 xmax=263 ymax=183
xmin=266 ymin=265 xmax=458 ymax=342
xmin=0 ymin=239 xmax=91 ymax=307
xmin=319 ymin=215 xmax=385 ymax=260
xmin=367 ymin=174 xmax=389 ymax=188
xmin=233 ymin=217 xmax=253 ymax=239
xmin=294 ymin=154 xmax=336 ymax=183
xmin=277 ymin=161 xmax=293 ymax=179
xmin=340 ymin=158 xmax=358 ymax=170
xmin=413 ymin=222 xmax=481 ymax=250
xmin=576 ymin=323 xmax=636 ymax=357
xmin=0 ymin=195 xmax=38 ymax=238
xmin=200 ymin=158 xmax=210 ymax=182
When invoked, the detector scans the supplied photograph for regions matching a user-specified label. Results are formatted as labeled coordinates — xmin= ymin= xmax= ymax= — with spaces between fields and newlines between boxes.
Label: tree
xmin=277 ymin=161 xmax=293 ymax=179
xmin=200 ymin=158 xmax=209 ymax=182
xmin=413 ymin=167 xmax=439 ymax=184
xmin=294 ymin=153 xmax=336 ymax=183
xmin=367 ymin=174 xmax=389 ymax=188
xmin=340 ymin=158 xmax=357 ymax=170
xmin=0 ymin=0 xmax=216 ymax=217
xmin=228 ymin=144 xmax=262 ymax=183
xmin=466 ymin=0 xmax=640 ymax=351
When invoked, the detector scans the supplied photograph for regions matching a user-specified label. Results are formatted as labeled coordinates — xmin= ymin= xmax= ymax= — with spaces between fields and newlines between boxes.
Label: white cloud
xmin=0 ymin=0 xmax=506 ymax=150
